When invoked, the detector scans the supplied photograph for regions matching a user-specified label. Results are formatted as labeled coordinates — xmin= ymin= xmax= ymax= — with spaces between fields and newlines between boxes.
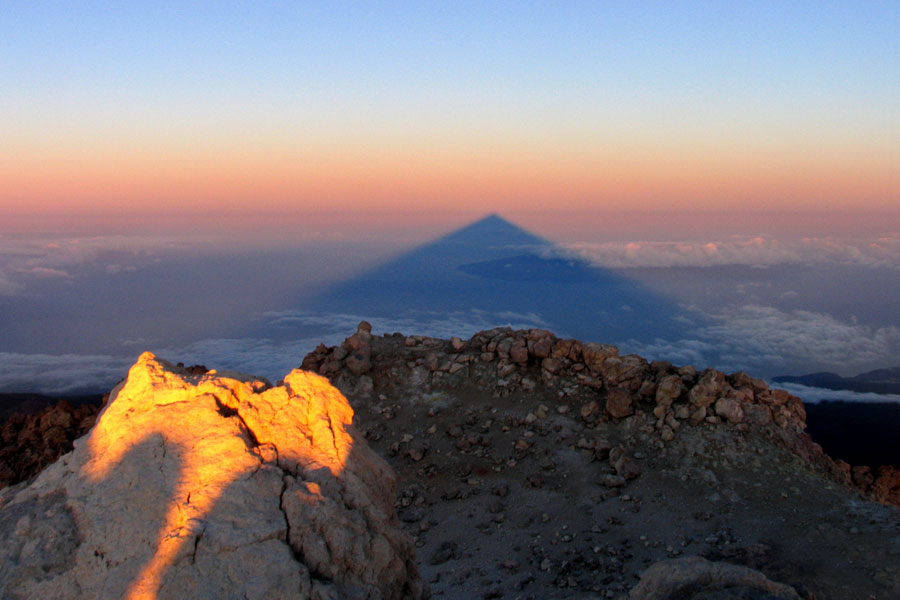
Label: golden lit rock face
xmin=82 ymin=353 xmax=273 ymax=600
xmin=0 ymin=352 xmax=424 ymax=600
xmin=234 ymin=369 xmax=356 ymax=477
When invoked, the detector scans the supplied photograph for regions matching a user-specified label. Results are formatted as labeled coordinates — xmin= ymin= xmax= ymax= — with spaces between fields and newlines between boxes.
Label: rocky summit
xmin=3 ymin=325 xmax=900 ymax=599
xmin=0 ymin=352 xmax=425 ymax=600
xmin=301 ymin=323 xmax=900 ymax=599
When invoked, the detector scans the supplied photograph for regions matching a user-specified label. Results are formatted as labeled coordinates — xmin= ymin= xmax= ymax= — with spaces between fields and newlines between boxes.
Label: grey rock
xmin=0 ymin=353 xmax=425 ymax=600
xmin=629 ymin=556 xmax=800 ymax=599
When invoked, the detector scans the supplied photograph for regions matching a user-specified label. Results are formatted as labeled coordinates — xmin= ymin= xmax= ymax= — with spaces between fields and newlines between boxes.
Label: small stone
xmin=601 ymin=474 xmax=627 ymax=488
xmin=407 ymin=440 xmax=430 ymax=462
xmin=429 ymin=541 xmax=459 ymax=565
xmin=580 ymin=401 xmax=600 ymax=420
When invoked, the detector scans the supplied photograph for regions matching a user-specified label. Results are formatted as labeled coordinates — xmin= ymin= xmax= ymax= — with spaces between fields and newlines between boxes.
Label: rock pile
xmin=301 ymin=323 xmax=897 ymax=507
xmin=0 ymin=352 xmax=425 ymax=600
xmin=851 ymin=464 xmax=900 ymax=506
xmin=0 ymin=400 xmax=100 ymax=488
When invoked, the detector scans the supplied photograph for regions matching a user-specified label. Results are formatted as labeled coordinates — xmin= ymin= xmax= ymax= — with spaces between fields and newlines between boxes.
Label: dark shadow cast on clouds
xmin=263 ymin=213 xmax=706 ymax=346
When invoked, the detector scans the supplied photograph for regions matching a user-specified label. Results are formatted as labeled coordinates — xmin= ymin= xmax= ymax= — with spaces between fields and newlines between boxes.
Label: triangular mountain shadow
xmin=270 ymin=214 xmax=704 ymax=345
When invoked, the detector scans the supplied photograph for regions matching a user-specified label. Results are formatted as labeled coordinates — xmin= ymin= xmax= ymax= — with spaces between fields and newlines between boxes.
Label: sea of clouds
xmin=0 ymin=309 xmax=550 ymax=394
xmin=2 ymin=231 xmax=898 ymax=399
xmin=556 ymin=233 xmax=900 ymax=270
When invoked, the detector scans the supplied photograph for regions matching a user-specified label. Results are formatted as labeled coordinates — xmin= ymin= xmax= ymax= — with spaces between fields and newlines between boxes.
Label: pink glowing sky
xmin=2 ymin=3 xmax=898 ymax=242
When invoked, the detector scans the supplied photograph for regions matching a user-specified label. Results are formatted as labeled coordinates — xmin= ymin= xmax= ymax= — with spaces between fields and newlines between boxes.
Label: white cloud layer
xmin=0 ymin=352 xmax=134 ymax=394
xmin=260 ymin=309 xmax=550 ymax=339
xmin=2 ymin=305 xmax=897 ymax=406
xmin=767 ymin=382 xmax=900 ymax=405
xmin=0 ymin=309 xmax=552 ymax=394
xmin=556 ymin=233 xmax=900 ymax=269
xmin=623 ymin=305 xmax=900 ymax=377
xmin=0 ymin=233 xmax=194 ymax=296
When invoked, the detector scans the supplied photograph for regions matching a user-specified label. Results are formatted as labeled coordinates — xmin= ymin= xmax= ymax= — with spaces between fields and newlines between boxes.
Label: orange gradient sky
xmin=2 ymin=3 xmax=898 ymax=240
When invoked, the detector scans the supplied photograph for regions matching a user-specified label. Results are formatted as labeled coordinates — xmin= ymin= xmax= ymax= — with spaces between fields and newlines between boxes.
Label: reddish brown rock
xmin=605 ymin=387 xmax=635 ymax=419
xmin=581 ymin=343 xmax=619 ymax=372
xmin=551 ymin=339 xmax=582 ymax=361
xmin=509 ymin=343 xmax=529 ymax=364
xmin=540 ymin=357 xmax=563 ymax=374
xmin=655 ymin=374 xmax=686 ymax=407
xmin=688 ymin=369 xmax=727 ymax=408
xmin=0 ymin=401 xmax=100 ymax=489
xmin=530 ymin=337 xmax=553 ymax=359
xmin=714 ymin=397 xmax=744 ymax=424
xmin=871 ymin=466 xmax=900 ymax=506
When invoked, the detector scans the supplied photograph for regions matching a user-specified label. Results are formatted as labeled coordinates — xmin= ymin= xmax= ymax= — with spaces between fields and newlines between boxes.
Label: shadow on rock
xmin=0 ymin=353 xmax=426 ymax=600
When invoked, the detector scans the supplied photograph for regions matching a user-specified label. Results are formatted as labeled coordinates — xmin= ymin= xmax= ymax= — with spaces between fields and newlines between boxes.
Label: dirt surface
xmin=351 ymin=382 xmax=899 ymax=599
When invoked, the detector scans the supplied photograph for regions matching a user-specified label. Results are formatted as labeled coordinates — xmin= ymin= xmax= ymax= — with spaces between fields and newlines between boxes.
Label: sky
xmin=2 ymin=2 xmax=899 ymax=238
xmin=1 ymin=3 xmax=899 ymax=396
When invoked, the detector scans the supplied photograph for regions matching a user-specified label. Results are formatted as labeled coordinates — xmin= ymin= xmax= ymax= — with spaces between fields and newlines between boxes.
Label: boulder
xmin=599 ymin=355 xmax=649 ymax=392
xmin=630 ymin=556 xmax=800 ymax=599
xmin=509 ymin=343 xmax=529 ymax=364
xmin=714 ymin=397 xmax=744 ymax=424
xmin=530 ymin=337 xmax=553 ymax=359
xmin=688 ymin=369 xmax=727 ymax=408
xmin=0 ymin=353 xmax=425 ymax=600
xmin=654 ymin=374 xmax=685 ymax=407
xmin=605 ymin=387 xmax=635 ymax=419
xmin=581 ymin=343 xmax=619 ymax=372
xmin=551 ymin=339 xmax=581 ymax=361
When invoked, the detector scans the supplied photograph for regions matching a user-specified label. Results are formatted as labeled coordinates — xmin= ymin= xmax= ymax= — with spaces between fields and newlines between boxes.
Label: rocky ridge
xmin=302 ymin=323 xmax=899 ymax=508
xmin=3 ymin=325 xmax=900 ymax=598
xmin=300 ymin=323 xmax=900 ymax=598
xmin=0 ymin=352 xmax=425 ymax=599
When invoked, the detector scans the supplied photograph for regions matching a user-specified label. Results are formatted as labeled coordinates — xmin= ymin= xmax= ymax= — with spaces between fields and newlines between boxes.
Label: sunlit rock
xmin=0 ymin=352 xmax=425 ymax=600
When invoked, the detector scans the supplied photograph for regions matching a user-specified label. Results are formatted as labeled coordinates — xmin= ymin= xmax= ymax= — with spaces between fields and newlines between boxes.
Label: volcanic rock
xmin=0 ymin=353 xmax=425 ymax=600
xmin=295 ymin=324 xmax=900 ymax=599
xmin=714 ymin=397 xmax=744 ymax=424
xmin=605 ymin=387 xmax=635 ymax=419
xmin=629 ymin=556 xmax=801 ymax=599
xmin=0 ymin=400 xmax=99 ymax=488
